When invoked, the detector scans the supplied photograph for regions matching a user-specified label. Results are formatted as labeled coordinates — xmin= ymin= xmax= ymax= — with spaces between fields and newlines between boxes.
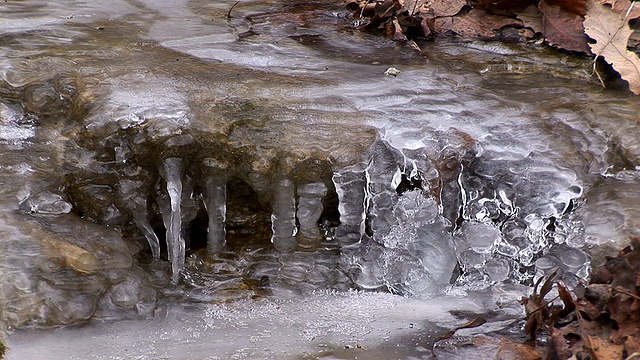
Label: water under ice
xmin=2 ymin=0 xmax=640 ymax=358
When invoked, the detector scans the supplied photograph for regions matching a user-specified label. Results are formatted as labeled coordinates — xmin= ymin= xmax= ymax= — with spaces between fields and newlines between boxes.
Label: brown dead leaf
xmin=584 ymin=331 xmax=626 ymax=360
xmin=521 ymin=270 xmax=559 ymax=339
xmin=475 ymin=0 xmax=538 ymax=15
xmin=555 ymin=280 xmax=577 ymax=319
xmin=497 ymin=337 xmax=543 ymax=360
xmin=434 ymin=316 xmax=487 ymax=342
xmin=596 ymin=0 xmax=640 ymax=19
xmin=400 ymin=0 xmax=427 ymax=16
xmin=428 ymin=0 xmax=467 ymax=17
xmin=516 ymin=5 xmax=544 ymax=33
xmin=584 ymin=0 xmax=640 ymax=94
xmin=539 ymin=0 xmax=591 ymax=53
xmin=625 ymin=336 xmax=640 ymax=357
xmin=386 ymin=17 xmax=408 ymax=41
xmin=433 ymin=9 xmax=523 ymax=40
xmin=544 ymin=0 xmax=587 ymax=16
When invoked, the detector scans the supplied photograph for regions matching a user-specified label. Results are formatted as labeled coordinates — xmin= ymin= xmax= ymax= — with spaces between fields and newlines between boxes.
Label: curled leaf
xmin=434 ymin=317 xmax=487 ymax=342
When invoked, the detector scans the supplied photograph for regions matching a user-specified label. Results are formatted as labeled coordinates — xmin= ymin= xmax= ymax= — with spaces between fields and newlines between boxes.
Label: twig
xmin=528 ymin=294 xmax=560 ymax=317
xmin=626 ymin=351 xmax=640 ymax=360
xmin=614 ymin=286 xmax=640 ymax=300
xmin=593 ymin=59 xmax=607 ymax=89
xmin=227 ymin=1 xmax=240 ymax=19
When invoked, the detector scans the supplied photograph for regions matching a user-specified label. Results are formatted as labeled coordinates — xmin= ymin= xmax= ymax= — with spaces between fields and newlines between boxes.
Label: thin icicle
xmin=133 ymin=213 xmax=161 ymax=258
xmin=117 ymin=179 xmax=161 ymax=258
xmin=159 ymin=157 xmax=185 ymax=283
xmin=271 ymin=178 xmax=297 ymax=252
xmin=204 ymin=175 xmax=227 ymax=254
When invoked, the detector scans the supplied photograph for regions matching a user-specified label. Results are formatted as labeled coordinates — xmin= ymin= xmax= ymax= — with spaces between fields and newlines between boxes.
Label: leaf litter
xmin=429 ymin=236 xmax=640 ymax=359
xmin=344 ymin=0 xmax=640 ymax=94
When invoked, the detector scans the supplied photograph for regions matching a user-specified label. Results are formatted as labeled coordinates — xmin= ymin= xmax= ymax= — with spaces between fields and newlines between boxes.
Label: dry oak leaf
xmin=584 ymin=0 xmax=640 ymax=94
xmin=539 ymin=0 xmax=592 ymax=53
xmin=596 ymin=0 xmax=640 ymax=19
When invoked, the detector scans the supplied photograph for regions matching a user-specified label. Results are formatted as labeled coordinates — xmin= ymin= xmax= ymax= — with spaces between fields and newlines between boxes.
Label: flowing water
xmin=1 ymin=0 xmax=640 ymax=359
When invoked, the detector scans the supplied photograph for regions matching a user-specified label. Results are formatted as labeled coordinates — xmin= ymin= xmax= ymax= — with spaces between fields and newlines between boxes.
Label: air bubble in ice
xmin=485 ymin=257 xmax=510 ymax=282
xmin=455 ymin=221 xmax=501 ymax=254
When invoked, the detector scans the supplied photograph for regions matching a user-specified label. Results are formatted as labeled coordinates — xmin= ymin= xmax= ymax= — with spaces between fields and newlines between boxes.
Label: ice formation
xmin=270 ymin=178 xmax=298 ymax=252
xmin=159 ymin=158 xmax=186 ymax=283
xmin=203 ymin=166 xmax=228 ymax=255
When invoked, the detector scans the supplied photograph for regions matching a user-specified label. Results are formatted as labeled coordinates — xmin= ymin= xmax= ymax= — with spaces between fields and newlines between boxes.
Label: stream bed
xmin=1 ymin=0 xmax=640 ymax=359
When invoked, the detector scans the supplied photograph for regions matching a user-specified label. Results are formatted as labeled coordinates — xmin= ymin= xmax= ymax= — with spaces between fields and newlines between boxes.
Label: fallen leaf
xmin=555 ymin=280 xmax=577 ymax=319
xmin=497 ymin=337 xmax=543 ymax=360
xmin=433 ymin=9 xmax=523 ymax=39
xmin=596 ymin=0 xmax=640 ymax=19
xmin=539 ymin=0 xmax=591 ymax=53
xmin=386 ymin=17 xmax=408 ymax=41
xmin=584 ymin=0 xmax=640 ymax=94
xmin=434 ymin=316 xmax=487 ymax=342
xmin=428 ymin=0 xmax=467 ymax=17
xmin=400 ymin=0 xmax=427 ymax=16
xmin=544 ymin=0 xmax=587 ymax=16
xmin=475 ymin=0 xmax=538 ymax=15
xmin=516 ymin=5 xmax=544 ymax=34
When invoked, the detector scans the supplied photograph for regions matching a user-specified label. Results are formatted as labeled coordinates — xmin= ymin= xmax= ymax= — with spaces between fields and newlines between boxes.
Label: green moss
xmin=0 ymin=339 xmax=5 ymax=359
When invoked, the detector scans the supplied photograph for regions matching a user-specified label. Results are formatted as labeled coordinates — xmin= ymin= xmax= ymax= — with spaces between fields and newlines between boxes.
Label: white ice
xmin=6 ymin=287 xmax=529 ymax=360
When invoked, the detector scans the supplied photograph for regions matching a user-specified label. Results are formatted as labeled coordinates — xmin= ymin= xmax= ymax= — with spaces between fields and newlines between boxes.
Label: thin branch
xmin=227 ymin=1 xmax=240 ymax=19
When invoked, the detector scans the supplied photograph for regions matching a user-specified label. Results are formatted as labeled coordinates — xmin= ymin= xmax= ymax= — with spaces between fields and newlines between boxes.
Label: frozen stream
xmin=1 ymin=0 xmax=640 ymax=359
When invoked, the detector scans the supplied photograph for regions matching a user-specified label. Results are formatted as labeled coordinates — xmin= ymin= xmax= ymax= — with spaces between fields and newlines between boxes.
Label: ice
xmin=203 ymin=175 xmax=227 ymax=255
xmin=18 ymin=191 xmax=72 ymax=216
xmin=158 ymin=157 xmax=185 ymax=283
xmin=332 ymin=165 xmax=367 ymax=245
xmin=535 ymin=256 xmax=559 ymax=276
xmin=116 ymin=179 xmax=161 ymax=258
xmin=6 ymin=288 xmax=530 ymax=360
xmin=485 ymin=257 xmax=510 ymax=283
xmin=387 ymin=191 xmax=457 ymax=286
xmin=365 ymin=141 xmax=403 ymax=239
xmin=295 ymin=182 xmax=327 ymax=248
xmin=270 ymin=178 xmax=297 ymax=252
xmin=455 ymin=221 xmax=502 ymax=254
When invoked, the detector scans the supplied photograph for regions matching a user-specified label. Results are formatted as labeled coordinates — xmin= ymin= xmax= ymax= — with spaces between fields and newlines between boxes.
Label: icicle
xmin=116 ymin=179 xmax=161 ymax=259
xmin=332 ymin=165 xmax=367 ymax=245
xmin=202 ymin=158 xmax=230 ymax=255
xmin=180 ymin=175 xmax=198 ymax=251
xmin=133 ymin=213 xmax=161 ymax=259
xmin=296 ymin=182 xmax=327 ymax=248
xmin=204 ymin=175 xmax=227 ymax=254
xmin=271 ymin=178 xmax=297 ymax=252
xmin=159 ymin=157 xmax=185 ymax=283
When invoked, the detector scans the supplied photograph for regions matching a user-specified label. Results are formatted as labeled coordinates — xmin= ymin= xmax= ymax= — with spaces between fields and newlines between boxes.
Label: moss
xmin=0 ymin=339 xmax=5 ymax=359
